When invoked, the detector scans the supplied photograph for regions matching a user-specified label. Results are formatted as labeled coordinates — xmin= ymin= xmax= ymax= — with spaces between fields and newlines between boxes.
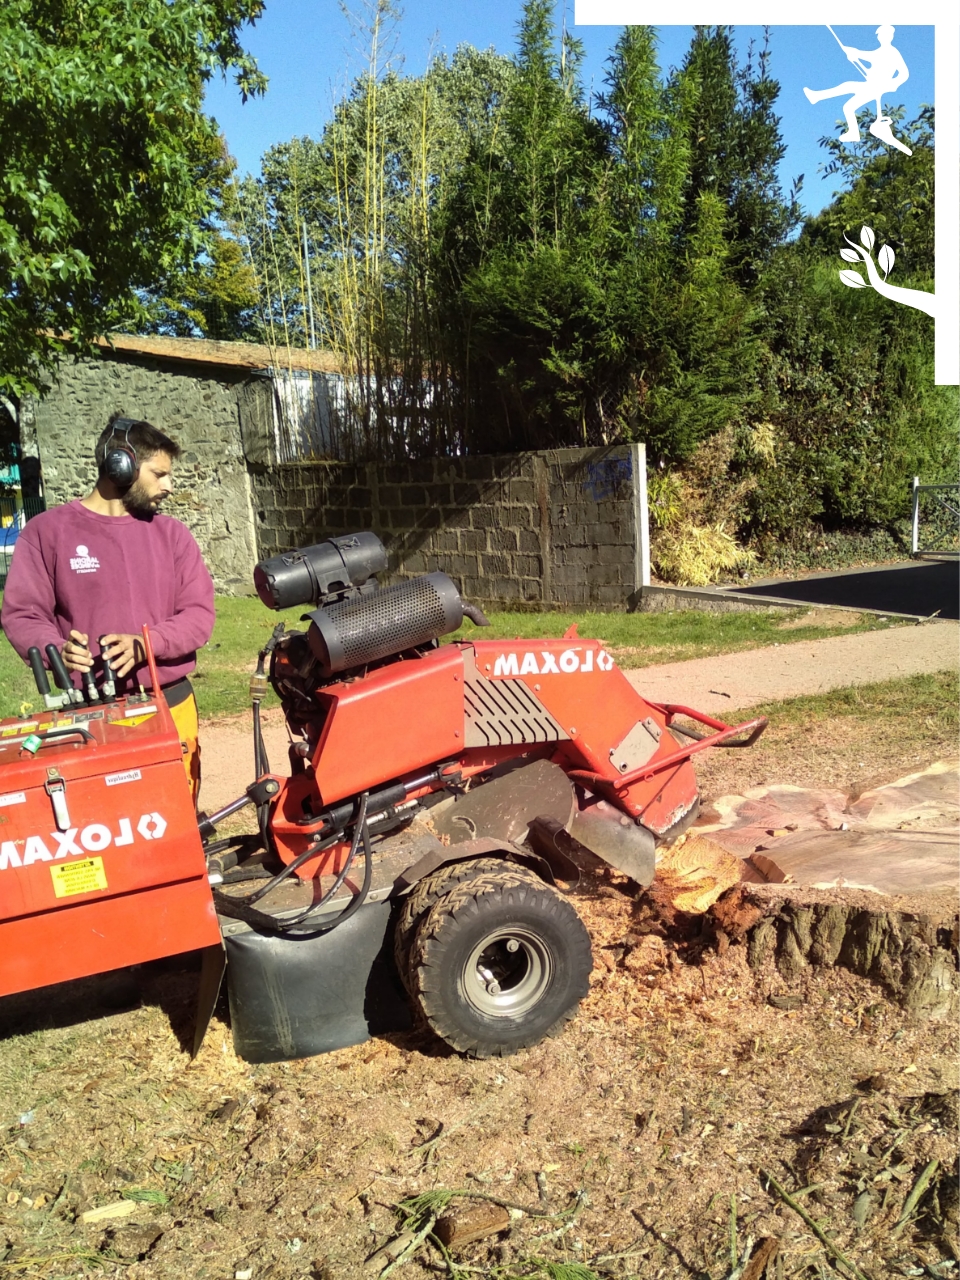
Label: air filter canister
xmin=307 ymin=572 xmax=464 ymax=677
xmin=254 ymin=532 xmax=388 ymax=610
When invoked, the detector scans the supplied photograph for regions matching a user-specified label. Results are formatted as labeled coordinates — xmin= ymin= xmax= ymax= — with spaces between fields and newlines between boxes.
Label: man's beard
xmin=122 ymin=480 xmax=163 ymax=516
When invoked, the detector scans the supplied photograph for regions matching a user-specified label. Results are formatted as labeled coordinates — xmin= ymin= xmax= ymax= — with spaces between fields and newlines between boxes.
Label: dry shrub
xmin=653 ymin=520 xmax=756 ymax=585
xmin=677 ymin=425 xmax=759 ymax=526
xmin=649 ymin=426 xmax=762 ymax=584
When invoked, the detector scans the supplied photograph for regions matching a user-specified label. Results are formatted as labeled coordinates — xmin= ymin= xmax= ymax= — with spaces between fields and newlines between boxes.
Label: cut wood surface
xmin=652 ymin=835 xmax=744 ymax=914
xmin=694 ymin=760 xmax=958 ymax=895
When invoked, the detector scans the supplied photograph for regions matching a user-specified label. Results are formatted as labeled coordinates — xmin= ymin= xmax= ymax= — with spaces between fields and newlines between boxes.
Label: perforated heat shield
xmin=306 ymin=571 xmax=464 ymax=677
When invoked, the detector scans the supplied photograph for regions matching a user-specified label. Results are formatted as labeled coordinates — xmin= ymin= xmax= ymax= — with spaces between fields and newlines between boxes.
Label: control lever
xmin=81 ymin=668 xmax=100 ymax=703
xmin=28 ymin=646 xmax=71 ymax=710
xmin=45 ymin=644 xmax=83 ymax=705
xmin=98 ymin=635 xmax=117 ymax=701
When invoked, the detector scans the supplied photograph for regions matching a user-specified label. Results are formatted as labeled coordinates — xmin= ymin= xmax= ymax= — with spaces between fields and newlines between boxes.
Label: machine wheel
xmin=408 ymin=871 xmax=593 ymax=1058
xmin=393 ymin=857 xmax=537 ymax=993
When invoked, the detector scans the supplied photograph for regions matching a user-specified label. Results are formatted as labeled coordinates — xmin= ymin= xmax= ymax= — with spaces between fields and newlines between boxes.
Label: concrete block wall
xmin=29 ymin=354 xmax=272 ymax=591
xmin=251 ymin=444 xmax=644 ymax=611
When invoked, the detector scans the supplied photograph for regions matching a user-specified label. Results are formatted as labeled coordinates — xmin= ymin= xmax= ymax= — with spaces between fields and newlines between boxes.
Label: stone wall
xmin=251 ymin=444 xmax=646 ymax=610
xmin=30 ymin=351 xmax=273 ymax=591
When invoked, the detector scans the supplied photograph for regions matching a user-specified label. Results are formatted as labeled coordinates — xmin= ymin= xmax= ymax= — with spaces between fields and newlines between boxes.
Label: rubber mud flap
xmin=223 ymin=900 xmax=411 ymax=1063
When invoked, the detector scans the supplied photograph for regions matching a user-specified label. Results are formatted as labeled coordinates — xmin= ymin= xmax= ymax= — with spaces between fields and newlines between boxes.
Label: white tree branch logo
xmin=838 ymin=226 xmax=938 ymax=319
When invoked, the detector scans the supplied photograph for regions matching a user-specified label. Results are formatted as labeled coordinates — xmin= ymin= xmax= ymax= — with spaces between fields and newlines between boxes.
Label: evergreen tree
xmin=436 ymin=0 xmax=612 ymax=451
xmin=672 ymin=27 xmax=797 ymax=285
xmin=598 ymin=26 xmax=763 ymax=461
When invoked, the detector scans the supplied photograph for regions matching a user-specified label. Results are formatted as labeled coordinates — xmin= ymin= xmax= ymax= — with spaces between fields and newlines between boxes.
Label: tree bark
xmin=709 ymin=885 xmax=958 ymax=1019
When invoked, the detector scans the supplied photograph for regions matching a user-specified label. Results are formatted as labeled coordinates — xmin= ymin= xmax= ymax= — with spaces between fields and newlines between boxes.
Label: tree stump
xmin=708 ymin=884 xmax=959 ymax=1020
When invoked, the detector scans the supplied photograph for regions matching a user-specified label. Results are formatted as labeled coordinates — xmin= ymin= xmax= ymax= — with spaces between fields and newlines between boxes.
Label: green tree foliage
xmin=677 ymin=28 xmax=798 ymax=286
xmin=801 ymin=105 xmax=934 ymax=280
xmin=135 ymin=133 xmax=261 ymax=341
xmin=206 ymin=6 xmax=948 ymax=560
xmin=591 ymin=25 xmax=790 ymax=460
xmin=436 ymin=0 xmax=612 ymax=451
xmin=0 ymin=0 xmax=266 ymax=392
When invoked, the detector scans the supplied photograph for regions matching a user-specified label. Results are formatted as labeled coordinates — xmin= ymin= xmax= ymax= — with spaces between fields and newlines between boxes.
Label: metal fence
xmin=0 ymin=494 xmax=45 ymax=590
xmin=911 ymin=477 xmax=960 ymax=558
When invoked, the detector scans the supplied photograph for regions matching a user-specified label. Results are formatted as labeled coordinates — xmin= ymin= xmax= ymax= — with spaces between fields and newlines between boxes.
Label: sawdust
xmin=0 ymin=891 xmax=956 ymax=1279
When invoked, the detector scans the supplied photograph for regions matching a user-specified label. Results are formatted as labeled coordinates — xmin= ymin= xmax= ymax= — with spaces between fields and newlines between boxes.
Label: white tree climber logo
xmin=69 ymin=544 xmax=100 ymax=573
xmin=804 ymin=25 xmax=912 ymax=155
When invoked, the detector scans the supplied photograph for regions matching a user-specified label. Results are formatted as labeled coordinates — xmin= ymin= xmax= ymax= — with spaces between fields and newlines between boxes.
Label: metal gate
xmin=911 ymin=477 xmax=960 ymax=558
xmin=0 ymin=495 xmax=45 ymax=589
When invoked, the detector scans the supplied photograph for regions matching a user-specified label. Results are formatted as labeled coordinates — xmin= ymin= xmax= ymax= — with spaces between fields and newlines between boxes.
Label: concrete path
xmin=625 ymin=619 xmax=959 ymax=715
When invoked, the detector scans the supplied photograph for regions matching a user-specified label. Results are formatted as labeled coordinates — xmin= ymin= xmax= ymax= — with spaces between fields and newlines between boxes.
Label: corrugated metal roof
xmin=92 ymin=333 xmax=344 ymax=374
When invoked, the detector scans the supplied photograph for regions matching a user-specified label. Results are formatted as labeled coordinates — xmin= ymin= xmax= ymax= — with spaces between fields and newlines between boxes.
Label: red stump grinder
xmin=0 ymin=534 xmax=765 ymax=1061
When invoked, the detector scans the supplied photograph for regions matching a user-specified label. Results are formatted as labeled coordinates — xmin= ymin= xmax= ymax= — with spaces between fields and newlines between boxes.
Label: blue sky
xmin=203 ymin=4 xmax=934 ymax=216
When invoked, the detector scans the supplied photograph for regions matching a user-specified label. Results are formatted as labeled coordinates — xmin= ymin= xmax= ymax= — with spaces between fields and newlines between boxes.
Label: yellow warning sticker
xmin=50 ymin=858 xmax=108 ymax=898
xmin=2 ymin=723 xmax=36 ymax=737
xmin=109 ymin=712 xmax=157 ymax=728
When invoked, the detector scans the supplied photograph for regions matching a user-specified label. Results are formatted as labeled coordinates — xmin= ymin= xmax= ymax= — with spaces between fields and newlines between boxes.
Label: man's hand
xmin=61 ymin=630 xmax=93 ymax=673
xmin=100 ymin=633 xmax=145 ymax=679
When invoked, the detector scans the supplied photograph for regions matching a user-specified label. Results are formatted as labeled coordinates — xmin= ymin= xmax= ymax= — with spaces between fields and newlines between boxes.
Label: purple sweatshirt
xmin=1 ymin=500 xmax=215 ymax=690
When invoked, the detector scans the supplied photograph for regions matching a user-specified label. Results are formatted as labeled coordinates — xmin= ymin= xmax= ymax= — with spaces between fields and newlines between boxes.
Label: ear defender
xmin=101 ymin=418 xmax=140 ymax=488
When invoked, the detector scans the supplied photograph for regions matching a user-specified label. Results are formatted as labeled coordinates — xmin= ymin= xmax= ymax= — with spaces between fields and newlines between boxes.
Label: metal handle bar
xmin=20 ymin=727 xmax=96 ymax=750
xmin=567 ymin=711 xmax=768 ymax=792
xmin=661 ymin=704 xmax=769 ymax=748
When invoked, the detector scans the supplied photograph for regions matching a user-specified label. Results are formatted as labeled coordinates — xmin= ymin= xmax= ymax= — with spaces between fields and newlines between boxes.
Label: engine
xmin=254 ymin=533 xmax=488 ymax=720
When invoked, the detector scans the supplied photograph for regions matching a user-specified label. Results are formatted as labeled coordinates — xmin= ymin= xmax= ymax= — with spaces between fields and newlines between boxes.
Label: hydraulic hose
xmin=304 ymin=801 xmax=374 ymax=936
xmin=249 ymin=623 xmax=288 ymax=866
xmin=253 ymin=699 xmax=270 ymax=777
xmin=286 ymin=791 xmax=370 ymax=921
xmin=212 ymin=792 xmax=374 ymax=937
xmin=246 ymin=831 xmax=343 ymax=904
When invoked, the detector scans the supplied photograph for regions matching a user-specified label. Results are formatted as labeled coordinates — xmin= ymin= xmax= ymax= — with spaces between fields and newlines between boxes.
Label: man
xmin=1 ymin=413 xmax=214 ymax=803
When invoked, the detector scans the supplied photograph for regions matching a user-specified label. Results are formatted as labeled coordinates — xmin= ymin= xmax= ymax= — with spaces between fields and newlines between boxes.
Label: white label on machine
xmin=0 ymin=792 xmax=26 ymax=807
xmin=0 ymin=810 xmax=168 ymax=874
xmin=491 ymin=649 xmax=615 ymax=677
xmin=104 ymin=769 xmax=142 ymax=786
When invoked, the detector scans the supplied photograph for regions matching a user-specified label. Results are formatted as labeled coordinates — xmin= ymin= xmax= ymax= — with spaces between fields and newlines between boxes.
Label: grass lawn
xmin=448 ymin=604 xmax=903 ymax=664
xmin=695 ymin=668 xmax=958 ymax=799
xmin=0 ymin=595 xmax=906 ymax=722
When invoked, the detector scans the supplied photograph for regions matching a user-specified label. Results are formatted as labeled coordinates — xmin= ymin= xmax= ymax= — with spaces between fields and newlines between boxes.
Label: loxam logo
xmin=493 ymin=649 xmax=615 ymax=677
xmin=0 ymin=813 xmax=167 ymax=871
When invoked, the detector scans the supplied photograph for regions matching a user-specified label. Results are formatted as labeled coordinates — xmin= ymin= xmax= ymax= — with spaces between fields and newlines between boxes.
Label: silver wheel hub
xmin=463 ymin=926 xmax=553 ymax=1018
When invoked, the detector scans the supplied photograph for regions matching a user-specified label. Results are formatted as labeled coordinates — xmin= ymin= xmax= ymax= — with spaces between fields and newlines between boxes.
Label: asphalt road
xmin=730 ymin=559 xmax=959 ymax=620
